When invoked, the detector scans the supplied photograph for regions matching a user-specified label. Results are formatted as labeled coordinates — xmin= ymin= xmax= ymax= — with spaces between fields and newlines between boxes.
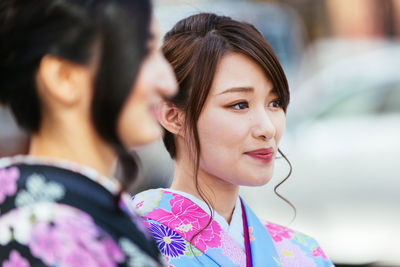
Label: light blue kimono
xmin=132 ymin=189 xmax=335 ymax=267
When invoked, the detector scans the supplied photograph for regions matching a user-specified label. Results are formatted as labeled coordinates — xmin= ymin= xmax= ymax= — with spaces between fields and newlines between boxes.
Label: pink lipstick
xmin=245 ymin=148 xmax=274 ymax=163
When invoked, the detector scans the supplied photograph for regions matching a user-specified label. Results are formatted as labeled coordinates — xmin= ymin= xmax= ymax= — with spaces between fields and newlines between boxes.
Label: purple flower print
xmin=274 ymin=239 xmax=316 ymax=267
xmin=29 ymin=221 xmax=66 ymax=265
xmin=58 ymin=247 xmax=98 ymax=267
xmin=102 ymin=236 xmax=125 ymax=263
xmin=53 ymin=207 xmax=125 ymax=264
xmin=0 ymin=167 xmax=19 ymax=203
xmin=2 ymin=250 xmax=30 ymax=267
xmin=28 ymin=206 xmax=125 ymax=266
xmin=149 ymin=223 xmax=186 ymax=258
xmin=75 ymin=235 xmax=125 ymax=267
xmin=146 ymin=194 xmax=222 ymax=251
xmin=53 ymin=211 xmax=99 ymax=243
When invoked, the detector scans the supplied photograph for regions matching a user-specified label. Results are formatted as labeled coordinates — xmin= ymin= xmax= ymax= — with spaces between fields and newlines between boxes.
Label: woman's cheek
xmin=273 ymin=112 xmax=286 ymax=144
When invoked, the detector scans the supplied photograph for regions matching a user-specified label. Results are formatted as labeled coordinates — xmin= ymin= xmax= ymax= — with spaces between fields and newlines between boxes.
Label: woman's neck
xmin=171 ymin=159 xmax=239 ymax=224
xmin=29 ymin=117 xmax=116 ymax=178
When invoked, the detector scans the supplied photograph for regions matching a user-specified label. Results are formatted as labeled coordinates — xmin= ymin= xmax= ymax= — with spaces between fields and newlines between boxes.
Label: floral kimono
xmin=0 ymin=155 xmax=163 ymax=267
xmin=132 ymin=189 xmax=334 ymax=267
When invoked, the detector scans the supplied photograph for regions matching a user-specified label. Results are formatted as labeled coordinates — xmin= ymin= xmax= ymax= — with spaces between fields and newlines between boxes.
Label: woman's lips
xmin=245 ymin=148 xmax=274 ymax=163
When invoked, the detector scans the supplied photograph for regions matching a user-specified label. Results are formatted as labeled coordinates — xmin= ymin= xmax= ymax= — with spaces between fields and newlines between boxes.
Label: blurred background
xmin=1 ymin=0 xmax=399 ymax=266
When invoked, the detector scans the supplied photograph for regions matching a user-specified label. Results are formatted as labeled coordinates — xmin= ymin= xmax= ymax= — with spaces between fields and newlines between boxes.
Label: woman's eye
xmin=268 ymin=99 xmax=282 ymax=108
xmin=231 ymin=101 xmax=249 ymax=110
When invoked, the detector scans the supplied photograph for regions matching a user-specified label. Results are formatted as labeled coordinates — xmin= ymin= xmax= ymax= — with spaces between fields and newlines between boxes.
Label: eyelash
xmin=231 ymin=101 xmax=249 ymax=110
xmin=229 ymin=99 xmax=282 ymax=110
xmin=269 ymin=99 xmax=282 ymax=108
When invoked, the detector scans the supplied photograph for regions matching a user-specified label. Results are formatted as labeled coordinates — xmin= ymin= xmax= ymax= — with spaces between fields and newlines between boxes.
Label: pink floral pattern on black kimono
xmin=0 ymin=156 xmax=163 ymax=267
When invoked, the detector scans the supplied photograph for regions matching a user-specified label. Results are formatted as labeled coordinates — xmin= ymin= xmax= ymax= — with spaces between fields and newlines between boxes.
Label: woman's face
xmin=196 ymin=52 xmax=286 ymax=186
xmin=118 ymin=26 xmax=177 ymax=147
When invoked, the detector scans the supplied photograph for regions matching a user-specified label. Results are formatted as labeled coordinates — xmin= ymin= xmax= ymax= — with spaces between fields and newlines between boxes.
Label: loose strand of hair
xmin=274 ymin=148 xmax=296 ymax=225
xmin=188 ymin=139 xmax=214 ymax=263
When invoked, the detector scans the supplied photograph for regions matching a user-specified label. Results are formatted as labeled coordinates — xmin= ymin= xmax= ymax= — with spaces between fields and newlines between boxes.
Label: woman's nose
xmin=251 ymin=109 xmax=276 ymax=141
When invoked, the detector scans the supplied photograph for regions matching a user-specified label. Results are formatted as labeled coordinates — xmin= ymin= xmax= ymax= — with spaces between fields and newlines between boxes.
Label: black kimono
xmin=0 ymin=155 xmax=163 ymax=267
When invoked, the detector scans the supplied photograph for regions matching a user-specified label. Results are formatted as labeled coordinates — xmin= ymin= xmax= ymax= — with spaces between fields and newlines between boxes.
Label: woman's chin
xmin=243 ymin=177 xmax=273 ymax=187
xmin=122 ymin=122 xmax=164 ymax=148
xmin=239 ymin=171 xmax=274 ymax=187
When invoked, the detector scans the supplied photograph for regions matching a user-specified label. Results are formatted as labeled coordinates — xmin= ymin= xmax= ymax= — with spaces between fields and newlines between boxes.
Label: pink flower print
xmin=66 ymin=235 xmax=120 ymax=267
xmin=26 ymin=205 xmax=125 ymax=266
xmin=136 ymin=201 xmax=144 ymax=209
xmin=85 ymin=236 xmax=125 ymax=266
xmin=275 ymin=239 xmax=316 ymax=267
xmin=0 ymin=167 xmax=19 ymax=203
xmin=265 ymin=222 xmax=295 ymax=242
xmin=53 ymin=207 xmax=124 ymax=265
xmin=2 ymin=250 xmax=30 ymax=267
xmin=146 ymin=195 xmax=222 ymax=251
xmin=103 ymin=237 xmax=125 ymax=263
xmin=53 ymin=211 xmax=98 ymax=244
xmin=58 ymin=246 xmax=99 ymax=267
xmin=147 ymin=197 xmax=207 ymax=237
xmin=311 ymin=246 xmax=328 ymax=260
xmin=191 ymin=220 xmax=222 ymax=251
xmin=219 ymin=231 xmax=246 ymax=266
xmin=29 ymin=221 xmax=66 ymax=265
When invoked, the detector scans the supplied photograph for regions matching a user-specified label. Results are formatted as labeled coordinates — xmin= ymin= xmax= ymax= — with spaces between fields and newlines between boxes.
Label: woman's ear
xmin=158 ymin=101 xmax=184 ymax=136
xmin=36 ymin=55 xmax=91 ymax=107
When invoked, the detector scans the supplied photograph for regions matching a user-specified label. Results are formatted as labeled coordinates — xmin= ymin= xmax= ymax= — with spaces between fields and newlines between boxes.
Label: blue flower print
xmin=149 ymin=223 xmax=186 ymax=258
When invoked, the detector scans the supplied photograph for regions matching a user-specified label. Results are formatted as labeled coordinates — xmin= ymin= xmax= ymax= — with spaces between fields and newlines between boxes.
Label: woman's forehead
xmin=209 ymin=52 xmax=274 ymax=97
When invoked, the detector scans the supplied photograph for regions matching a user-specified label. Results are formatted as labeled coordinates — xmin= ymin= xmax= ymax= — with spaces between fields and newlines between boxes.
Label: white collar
xmin=0 ymin=155 xmax=121 ymax=195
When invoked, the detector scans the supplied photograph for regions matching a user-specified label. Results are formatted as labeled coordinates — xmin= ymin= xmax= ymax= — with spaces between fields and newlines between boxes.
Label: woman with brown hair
xmin=133 ymin=13 xmax=333 ymax=266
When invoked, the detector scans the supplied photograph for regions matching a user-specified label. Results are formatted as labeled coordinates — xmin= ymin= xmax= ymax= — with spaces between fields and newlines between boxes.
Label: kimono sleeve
xmin=0 ymin=202 xmax=127 ymax=266
xmin=142 ymin=218 xmax=218 ymax=267
xmin=263 ymin=221 xmax=335 ymax=266
xmin=276 ymin=230 xmax=335 ymax=266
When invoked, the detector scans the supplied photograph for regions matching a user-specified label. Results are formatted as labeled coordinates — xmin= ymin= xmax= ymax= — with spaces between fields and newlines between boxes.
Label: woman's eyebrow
xmin=217 ymin=87 xmax=254 ymax=95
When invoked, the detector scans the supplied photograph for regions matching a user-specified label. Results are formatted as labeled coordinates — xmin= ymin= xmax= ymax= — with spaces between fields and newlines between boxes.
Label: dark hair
xmin=0 ymin=0 xmax=152 ymax=189
xmin=162 ymin=13 xmax=294 ymax=240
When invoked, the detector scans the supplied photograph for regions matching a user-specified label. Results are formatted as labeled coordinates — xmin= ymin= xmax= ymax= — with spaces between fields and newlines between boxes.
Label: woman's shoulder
xmin=132 ymin=188 xmax=209 ymax=219
xmin=0 ymin=157 xmax=114 ymax=214
xmin=0 ymin=158 xmax=162 ymax=266
xmin=260 ymin=220 xmax=333 ymax=265
xmin=0 ymin=155 xmax=121 ymax=194
xmin=0 ymin=200 xmax=162 ymax=266
xmin=132 ymin=188 xmax=176 ymax=216
xmin=0 ymin=200 xmax=121 ymax=265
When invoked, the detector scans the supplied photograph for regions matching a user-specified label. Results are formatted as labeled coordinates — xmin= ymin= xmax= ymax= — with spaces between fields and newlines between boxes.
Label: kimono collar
xmin=0 ymin=155 xmax=121 ymax=195
xmin=162 ymin=189 xmax=241 ymax=228
xmin=136 ymin=189 xmax=247 ymax=264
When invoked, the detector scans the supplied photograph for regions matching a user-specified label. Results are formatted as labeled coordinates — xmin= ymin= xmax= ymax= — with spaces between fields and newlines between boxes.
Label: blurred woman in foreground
xmin=0 ymin=0 xmax=176 ymax=265
xmin=133 ymin=13 xmax=333 ymax=266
